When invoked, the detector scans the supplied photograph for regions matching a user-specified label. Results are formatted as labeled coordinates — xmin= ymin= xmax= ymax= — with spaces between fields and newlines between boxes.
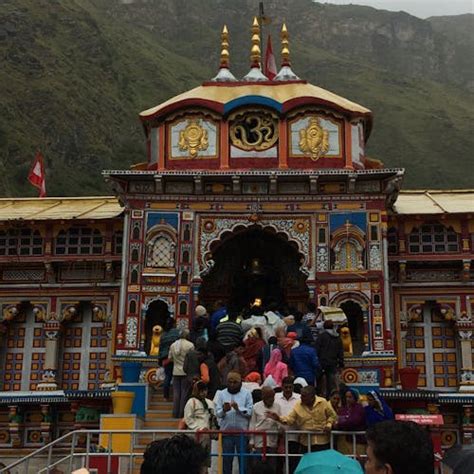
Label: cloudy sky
xmin=324 ymin=0 xmax=473 ymax=18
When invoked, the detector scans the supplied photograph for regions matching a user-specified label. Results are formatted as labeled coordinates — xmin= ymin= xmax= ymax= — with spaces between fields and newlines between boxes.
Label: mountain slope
xmin=0 ymin=0 xmax=472 ymax=196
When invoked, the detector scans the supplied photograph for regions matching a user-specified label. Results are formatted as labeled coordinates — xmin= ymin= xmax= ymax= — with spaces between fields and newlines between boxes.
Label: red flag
xmin=265 ymin=34 xmax=277 ymax=80
xmin=28 ymin=151 xmax=46 ymax=198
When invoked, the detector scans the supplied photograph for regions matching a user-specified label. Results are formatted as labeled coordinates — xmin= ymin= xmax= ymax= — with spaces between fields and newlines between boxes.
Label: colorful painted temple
xmin=0 ymin=20 xmax=472 ymax=455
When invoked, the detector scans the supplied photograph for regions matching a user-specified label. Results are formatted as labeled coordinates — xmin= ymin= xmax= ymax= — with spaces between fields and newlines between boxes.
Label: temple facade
xmin=0 ymin=21 xmax=472 ymax=454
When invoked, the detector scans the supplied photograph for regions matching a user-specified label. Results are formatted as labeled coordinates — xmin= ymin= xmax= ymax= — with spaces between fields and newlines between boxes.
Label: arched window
xmin=183 ymin=225 xmax=191 ymax=241
xmin=331 ymin=224 xmax=365 ymax=271
xmin=182 ymin=250 xmax=190 ymax=264
xmin=179 ymin=301 xmax=187 ymax=315
xmin=130 ymin=269 xmax=139 ymax=284
xmin=129 ymin=300 xmax=137 ymax=314
xmin=408 ymin=223 xmax=459 ymax=254
xmin=55 ymin=227 xmax=103 ymax=255
xmin=113 ymin=231 xmax=123 ymax=255
xmin=131 ymin=248 xmax=139 ymax=262
xmin=0 ymin=228 xmax=43 ymax=256
xmin=387 ymin=227 xmax=398 ymax=255
xmin=333 ymin=238 xmax=364 ymax=271
xmin=146 ymin=234 xmax=175 ymax=268
xmin=132 ymin=224 xmax=140 ymax=240
xmin=180 ymin=270 xmax=188 ymax=285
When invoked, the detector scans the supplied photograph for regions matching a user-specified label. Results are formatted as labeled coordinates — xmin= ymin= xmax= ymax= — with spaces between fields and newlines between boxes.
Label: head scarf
xmin=365 ymin=390 xmax=394 ymax=426
xmin=264 ymin=348 xmax=283 ymax=378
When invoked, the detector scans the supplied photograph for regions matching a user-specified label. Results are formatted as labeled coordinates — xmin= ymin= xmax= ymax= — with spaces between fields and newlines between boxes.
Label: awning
xmin=318 ymin=306 xmax=348 ymax=323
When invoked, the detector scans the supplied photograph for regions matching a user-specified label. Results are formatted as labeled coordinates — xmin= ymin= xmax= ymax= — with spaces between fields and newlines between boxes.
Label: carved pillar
xmin=399 ymin=261 xmax=407 ymax=283
xmin=8 ymin=405 xmax=23 ymax=448
xmin=456 ymin=310 xmax=473 ymax=392
xmin=40 ymin=404 xmax=53 ymax=444
xmin=462 ymin=405 xmax=473 ymax=444
xmin=99 ymin=311 xmax=115 ymax=388
xmin=399 ymin=310 xmax=409 ymax=367
xmin=462 ymin=259 xmax=471 ymax=282
xmin=36 ymin=304 xmax=77 ymax=391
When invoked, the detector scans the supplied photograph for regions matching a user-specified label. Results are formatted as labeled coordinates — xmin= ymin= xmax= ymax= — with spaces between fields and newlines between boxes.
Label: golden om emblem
xmin=229 ymin=111 xmax=278 ymax=151
xmin=299 ymin=117 xmax=329 ymax=161
xmin=178 ymin=119 xmax=209 ymax=157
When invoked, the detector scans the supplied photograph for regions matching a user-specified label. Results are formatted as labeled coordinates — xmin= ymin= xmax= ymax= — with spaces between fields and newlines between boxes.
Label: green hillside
xmin=0 ymin=0 xmax=472 ymax=196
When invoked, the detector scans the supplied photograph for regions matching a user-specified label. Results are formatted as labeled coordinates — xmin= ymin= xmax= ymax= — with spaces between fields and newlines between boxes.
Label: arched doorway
xmin=339 ymin=300 xmax=365 ymax=356
xmin=144 ymin=300 xmax=170 ymax=355
xmin=199 ymin=226 xmax=308 ymax=311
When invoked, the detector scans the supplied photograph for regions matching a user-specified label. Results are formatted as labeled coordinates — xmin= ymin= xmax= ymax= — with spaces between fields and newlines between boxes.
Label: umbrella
xmin=295 ymin=449 xmax=364 ymax=474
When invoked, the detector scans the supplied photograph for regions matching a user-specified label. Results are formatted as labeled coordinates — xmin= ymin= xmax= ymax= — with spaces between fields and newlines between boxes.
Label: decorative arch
xmin=199 ymin=216 xmax=311 ymax=276
xmin=142 ymin=296 xmax=174 ymax=316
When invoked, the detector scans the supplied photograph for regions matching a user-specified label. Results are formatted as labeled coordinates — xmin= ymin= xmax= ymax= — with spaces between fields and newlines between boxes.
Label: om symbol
xmin=229 ymin=111 xmax=278 ymax=151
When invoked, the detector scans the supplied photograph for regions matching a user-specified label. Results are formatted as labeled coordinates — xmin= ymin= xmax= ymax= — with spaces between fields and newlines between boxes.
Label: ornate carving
xmin=2 ymin=304 xmax=20 ymax=322
xmin=199 ymin=216 xmax=311 ymax=274
xmin=229 ymin=110 xmax=278 ymax=151
xmin=178 ymin=119 xmax=209 ymax=157
xmin=298 ymin=117 xmax=329 ymax=161
xmin=125 ymin=317 xmax=138 ymax=347
xmin=316 ymin=245 xmax=329 ymax=272
xmin=369 ymin=244 xmax=382 ymax=270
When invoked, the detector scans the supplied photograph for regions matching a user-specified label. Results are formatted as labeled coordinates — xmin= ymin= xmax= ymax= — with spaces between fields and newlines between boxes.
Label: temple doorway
xmin=340 ymin=300 xmax=365 ymax=356
xmin=144 ymin=300 xmax=170 ymax=355
xmin=199 ymin=226 xmax=308 ymax=311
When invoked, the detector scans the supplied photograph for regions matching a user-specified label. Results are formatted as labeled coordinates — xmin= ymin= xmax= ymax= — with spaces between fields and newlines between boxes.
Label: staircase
xmin=131 ymin=389 xmax=180 ymax=473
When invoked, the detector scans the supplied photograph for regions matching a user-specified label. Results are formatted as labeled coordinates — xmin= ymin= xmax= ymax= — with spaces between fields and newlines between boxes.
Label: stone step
xmin=145 ymin=410 xmax=173 ymax=421
xmin=143 ymin=419 xmax=180 ymax=428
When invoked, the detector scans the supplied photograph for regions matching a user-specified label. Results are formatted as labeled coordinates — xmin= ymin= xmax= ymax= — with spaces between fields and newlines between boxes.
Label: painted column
xmin=362 ymin=303 xmax=370 ymax=353
xmin=36 ymin=304 xmax=77 ymax=391
xmin=101 ymin=313 xmax=115 ymax=388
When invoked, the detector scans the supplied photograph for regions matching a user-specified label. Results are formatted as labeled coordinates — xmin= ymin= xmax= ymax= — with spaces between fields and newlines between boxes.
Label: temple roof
xmin=139 ymin=82 xmax=372 ymax=121
xmin=394 ymin=190 xmax=474 ymax=215
xmin=0 ymin=197 xmax=122 ymax=221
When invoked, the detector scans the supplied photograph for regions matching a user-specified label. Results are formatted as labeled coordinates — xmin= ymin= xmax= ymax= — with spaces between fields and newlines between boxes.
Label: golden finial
xmin=220 ymin=25 xmax=230 ymax=69
xmin=281 ymin=22 xmax=290 ymax=67
xmin=250 ymin=16 xmax=261 ymax=68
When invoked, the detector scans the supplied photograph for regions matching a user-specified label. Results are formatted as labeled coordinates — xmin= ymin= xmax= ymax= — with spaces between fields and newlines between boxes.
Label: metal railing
xmin=1 ymin=428 xmax=367 ymax=474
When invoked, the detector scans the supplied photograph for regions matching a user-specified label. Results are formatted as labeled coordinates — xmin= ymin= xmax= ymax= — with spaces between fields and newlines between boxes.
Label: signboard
xmin=395 ymin=414 xmax=444 ymax=425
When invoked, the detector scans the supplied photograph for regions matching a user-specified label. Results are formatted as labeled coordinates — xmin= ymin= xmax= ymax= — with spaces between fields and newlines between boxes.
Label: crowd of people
xmin=151 ymin=301 xmax=404 ymax=473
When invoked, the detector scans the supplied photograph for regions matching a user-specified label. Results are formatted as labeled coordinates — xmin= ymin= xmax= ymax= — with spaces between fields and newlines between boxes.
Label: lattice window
xmin=333 ymin=238 xmax=364 ymax=271
xmin=55 ymin=227 xmax=104 ymax=255
xmin=0 ymin=228 xmax=43 ymax=256
xmin=408 ymin=224 xmax=459 ymax=254
xmin=387 ymin=227 xmax=398 ymax=255
xmin=113 ymin=231 xmax=123 ymax=255
xmin=146 ymin=234 xmax=175 ymax=268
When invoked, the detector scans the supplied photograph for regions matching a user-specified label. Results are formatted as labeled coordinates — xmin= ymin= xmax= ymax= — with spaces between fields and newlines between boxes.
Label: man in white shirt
xmin=249 ymin=386 xmax=281 ymax=469
xmin=275 ymin=376 xmax=301 ymax=474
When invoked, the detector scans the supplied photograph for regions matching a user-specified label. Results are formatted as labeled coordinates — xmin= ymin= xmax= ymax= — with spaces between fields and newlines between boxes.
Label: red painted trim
xmin=220 ymin=121 xmax=229 ymax=169
xmin=158 ymin=125 xmax=165 ymax=171
xmin=344 ymin=121 xmax=353 ymax=169
xmin=278 ymin=119 xmax=288 ymax=169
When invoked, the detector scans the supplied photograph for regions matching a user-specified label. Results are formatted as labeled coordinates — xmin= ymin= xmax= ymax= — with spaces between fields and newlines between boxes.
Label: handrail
xmin=2 ymin=428 xmax=367 ymax=473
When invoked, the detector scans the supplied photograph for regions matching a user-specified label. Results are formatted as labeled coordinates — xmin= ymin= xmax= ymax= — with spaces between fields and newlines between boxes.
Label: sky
xmin=324 ymin=0 xmax=473 ymax=18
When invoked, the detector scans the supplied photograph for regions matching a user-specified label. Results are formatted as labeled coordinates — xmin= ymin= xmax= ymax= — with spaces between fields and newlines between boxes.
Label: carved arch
xmin=199 ymin=217 xmax=311 ymax=276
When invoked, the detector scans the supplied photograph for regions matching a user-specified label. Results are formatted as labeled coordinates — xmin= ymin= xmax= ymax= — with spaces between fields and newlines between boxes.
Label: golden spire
xmin=220 ymin=25 xmax=230 ymax=69
xmin=281 ymin=22 xmax=290 ymax=67
xmin=250 ymin=16 xmax=261 ymax=68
